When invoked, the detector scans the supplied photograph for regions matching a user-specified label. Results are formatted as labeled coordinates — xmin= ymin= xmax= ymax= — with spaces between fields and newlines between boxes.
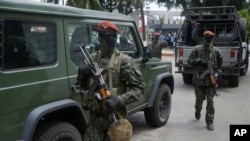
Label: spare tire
xmin=239 ymin=18 xmax=249 ymax=76
xmin=239 ymin=18 xmax=247 ymax=42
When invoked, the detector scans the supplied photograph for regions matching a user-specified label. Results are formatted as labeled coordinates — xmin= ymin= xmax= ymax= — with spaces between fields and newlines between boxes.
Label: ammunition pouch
xmin=108 ymin=112 xmax=132 ymax=141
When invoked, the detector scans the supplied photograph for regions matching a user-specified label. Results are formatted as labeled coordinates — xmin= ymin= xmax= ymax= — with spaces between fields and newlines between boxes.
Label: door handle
xmin=71 ymin=85 xmax=81 ymax=93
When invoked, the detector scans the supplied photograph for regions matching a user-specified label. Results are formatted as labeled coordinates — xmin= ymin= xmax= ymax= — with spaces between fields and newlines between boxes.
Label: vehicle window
xmin=116 ymin=25 xmax=138 ymax=58
xmin=216 ymin=24 xmax=226 ymax=37
xmin=225 ymin=28 xmax=234 ymax=37
xmin=69 ymin=23 xmax=139 ymax=67
xmin=197 ymin=24 xmax=215 ymax=37
xmin=2 ymin=20 xmax=56 ymax=70
xmin=197 ymin=23 xmax=235 ymax=38
xmin=68 ymin=24 xmax=93 ymax=66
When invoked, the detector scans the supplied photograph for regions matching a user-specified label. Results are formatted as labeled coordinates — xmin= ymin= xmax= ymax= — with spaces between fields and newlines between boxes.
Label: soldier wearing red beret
xmin=78 ymin=21 xmax=144 ymax=141
xmin=150 ymin=32 xmax=163 ymax=59
xmin=188 ymin=30 xmax=223 ymax=131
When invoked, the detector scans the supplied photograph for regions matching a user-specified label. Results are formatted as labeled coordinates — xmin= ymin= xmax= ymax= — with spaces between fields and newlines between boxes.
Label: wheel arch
xmin=20 ymin=99 xmax=88 ymax=141
xmin=147 ymin=72 xmax=174 ymax=107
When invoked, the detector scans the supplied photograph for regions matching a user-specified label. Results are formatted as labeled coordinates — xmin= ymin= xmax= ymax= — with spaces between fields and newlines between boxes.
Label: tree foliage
xmin=158 ymin=0 xmax=247 ymax=11
xmin=44 ymin=0 xmax=250 ymax=41
xmin=66 ymin=0 xmax=104 ymax=11
xmin=63 ymin=0 xmax=147 ymax=40
xmin=65 ymin=0 xmax=142 ymax=14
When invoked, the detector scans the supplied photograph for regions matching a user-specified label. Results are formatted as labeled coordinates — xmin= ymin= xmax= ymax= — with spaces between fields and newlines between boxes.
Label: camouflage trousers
xmin=84 ymin=112 xmax=112 ymax=141
xmin=194 ymin=86 xmax=215 ymax=124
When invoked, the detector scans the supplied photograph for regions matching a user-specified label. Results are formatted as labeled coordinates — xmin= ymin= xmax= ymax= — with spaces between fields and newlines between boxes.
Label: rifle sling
xmin=109 ymin=53 xmax=115 ymax=96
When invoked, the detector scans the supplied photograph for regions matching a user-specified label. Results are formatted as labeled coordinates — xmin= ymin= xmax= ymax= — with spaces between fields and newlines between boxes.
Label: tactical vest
xmin=81 ymin=49 xmax=129 ymax=113
xmin=91 ymin=49 xmax=127 ymax=96
xmin=192 ymin=45 xmax=220 ymax=86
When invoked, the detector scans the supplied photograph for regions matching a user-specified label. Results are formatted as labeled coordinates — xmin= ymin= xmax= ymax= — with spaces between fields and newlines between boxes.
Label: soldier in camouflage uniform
xmin=151 ymin=32 xmax=163 ymax=59
xmin=77 ymin=21 xmax=145 ymax=141
xmin=187 ymin=30 xmax=223 ymax=131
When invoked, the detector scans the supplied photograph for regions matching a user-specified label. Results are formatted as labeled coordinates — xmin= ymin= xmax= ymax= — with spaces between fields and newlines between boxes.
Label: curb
xmin=162 ymin=50 xmax=173 ymax=56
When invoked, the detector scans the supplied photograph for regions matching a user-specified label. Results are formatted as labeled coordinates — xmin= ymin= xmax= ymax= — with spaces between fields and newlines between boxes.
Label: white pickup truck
xmin=175 ymin=6 xmax=249 ymax=87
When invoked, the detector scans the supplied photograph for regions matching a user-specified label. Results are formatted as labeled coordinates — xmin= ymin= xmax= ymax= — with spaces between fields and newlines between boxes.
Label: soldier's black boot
xmin=207 ymin=122 xmax=214 ymax=131
xmin=195 ymin=112 xmax=200 ymax=120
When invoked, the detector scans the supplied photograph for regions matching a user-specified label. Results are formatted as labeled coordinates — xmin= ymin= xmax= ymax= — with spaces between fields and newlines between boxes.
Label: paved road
xmin=130 ymin=55 xmax=250 ymax=141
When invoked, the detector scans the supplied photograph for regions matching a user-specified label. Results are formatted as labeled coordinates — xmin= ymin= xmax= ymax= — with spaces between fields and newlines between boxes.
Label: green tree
xmin=65 ymin=0 xmax=141 ymax=14
xmin=159 ymin=17 xmax=164 ymax=24
xmin=66 ymin=0 xmax=104 ymax=10
xmin=46 ymin=0 xmax=147 ymax=40
xmin=157 ymin=0 xmax=246 ymax=11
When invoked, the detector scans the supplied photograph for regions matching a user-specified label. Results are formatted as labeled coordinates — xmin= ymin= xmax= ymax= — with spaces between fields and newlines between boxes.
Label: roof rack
xmin=186 ymin=6 xmax=240 ymax=22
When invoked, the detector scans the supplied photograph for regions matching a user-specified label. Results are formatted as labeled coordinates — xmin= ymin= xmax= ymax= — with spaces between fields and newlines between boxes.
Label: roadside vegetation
xmin=42 ymin=0 xmax=250 ymax=41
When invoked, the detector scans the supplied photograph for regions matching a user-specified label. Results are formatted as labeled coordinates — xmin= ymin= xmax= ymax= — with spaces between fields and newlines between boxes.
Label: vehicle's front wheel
xmin=33 ymin=121 xmax=82 ymax=141
xmin=144 ymin=84 xmax=172 ymax=127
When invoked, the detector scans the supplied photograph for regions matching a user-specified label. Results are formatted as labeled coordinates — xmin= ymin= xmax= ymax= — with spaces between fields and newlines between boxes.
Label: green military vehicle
xmin=0 ymin=0 xmax=174 ymax=141
xmin=175 ymin=6 xmax=249 ymax=87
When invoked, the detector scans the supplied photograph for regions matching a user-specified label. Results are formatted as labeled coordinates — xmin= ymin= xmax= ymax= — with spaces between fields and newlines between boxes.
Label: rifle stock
xmin=210 ymin=75 xmax=217 ymax=85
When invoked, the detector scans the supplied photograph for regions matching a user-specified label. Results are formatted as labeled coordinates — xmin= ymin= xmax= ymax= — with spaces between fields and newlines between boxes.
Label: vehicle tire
xmin=33 ymin=121 xmax=82 ymax=141
xmin=183 ymin=73 xmax=193 ymax=84
xmin=240 ymin=54 xmax=249 ymax=76
xmin=239 ymin=18 xmax=247 ymax=42
xmin=144 ymin=84 xmax=171 ymax=127
xmin=228 ymin=75 xmax=239 ymax=87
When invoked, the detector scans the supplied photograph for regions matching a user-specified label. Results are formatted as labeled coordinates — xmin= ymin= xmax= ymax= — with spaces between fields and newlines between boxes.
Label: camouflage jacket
xmin=187 ymin=44 xmax=223 ymax=86
xmin=151 ymin=38 xmax=163 ymax=59
xmin=91 ymin=49 xmax=145 ymax=106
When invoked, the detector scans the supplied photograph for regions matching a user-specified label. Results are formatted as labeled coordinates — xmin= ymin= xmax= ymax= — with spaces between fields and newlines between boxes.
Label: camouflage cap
xmin=98 ymin=21 xmax=118 ymax=32
xmin=203 ymin=30 xmax=215 ymax=36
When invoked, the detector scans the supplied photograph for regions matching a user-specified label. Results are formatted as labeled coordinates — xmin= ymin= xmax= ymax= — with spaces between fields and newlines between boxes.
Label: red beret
xmin=203 ymin=30 xmax=215 ymax=36
xmin=154 ymin=32 xmax=160 ymax=36
xmin=98 ymin=21 xmax=118 ymax=32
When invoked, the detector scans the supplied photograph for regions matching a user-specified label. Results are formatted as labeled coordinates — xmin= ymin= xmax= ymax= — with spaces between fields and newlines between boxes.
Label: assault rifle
xmin=79 ymin=45 xmax=111 ymax=100
xmin=200 ymin=59 xmax=220 ymax=97
xmin=79 ymin=45 xmax=118 ymax=123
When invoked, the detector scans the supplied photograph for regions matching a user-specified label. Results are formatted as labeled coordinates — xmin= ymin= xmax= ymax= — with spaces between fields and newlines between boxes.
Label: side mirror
xmin=143 ymin=46 xmax=152 ymax=58
xmin=142 ymin=46 xmax=151 ymax=64
xmin=142 ymin=58 xmax=149 ymax=64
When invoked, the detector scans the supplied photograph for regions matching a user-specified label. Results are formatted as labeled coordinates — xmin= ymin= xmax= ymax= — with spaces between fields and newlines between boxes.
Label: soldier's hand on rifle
xmin=78 ymin=64 xmax=92 ymax=77
xmin=215 ymin=70 xmax=222 ymax=79
xmin=105 ymin=95 xmax=121 ymax=112
xmin=198 ymin=58 xmax=207 ymax=67
xmin=77 ymin=64 xmax=93 ymax=88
